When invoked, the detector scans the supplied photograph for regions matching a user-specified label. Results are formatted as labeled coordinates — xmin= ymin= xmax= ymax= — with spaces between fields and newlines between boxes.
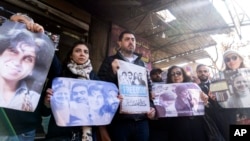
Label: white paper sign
xmin=117 ymin=60 xmax=150 ymax=114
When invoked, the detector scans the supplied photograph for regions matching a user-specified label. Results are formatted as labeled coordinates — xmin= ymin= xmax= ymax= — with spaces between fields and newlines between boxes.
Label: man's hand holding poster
xmin=51 ymin=77 xmax=120 ymax=126
xmin=152 ymin=83 xmax=205 ymax=117
xmin=0 ymin=20 xmax=54 ymax=112
xmin=210 ymin=68 xmax=250 ymax=108
xmin=117 ymin=60 xmax=150 ymax=114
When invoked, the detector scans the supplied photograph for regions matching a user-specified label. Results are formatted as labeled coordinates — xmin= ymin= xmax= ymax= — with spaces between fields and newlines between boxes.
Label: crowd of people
xmin=0 ymin=12 xmax=250 ymax=141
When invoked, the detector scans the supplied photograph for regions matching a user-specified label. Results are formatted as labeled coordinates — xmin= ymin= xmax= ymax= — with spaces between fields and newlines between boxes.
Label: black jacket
xmin=98 ymin=51 xmax=153 ymax=121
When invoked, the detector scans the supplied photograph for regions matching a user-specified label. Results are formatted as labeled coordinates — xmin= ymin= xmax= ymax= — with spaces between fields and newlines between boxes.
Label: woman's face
xmin=170 ymin=68 xmax=184 ymax=83
xmin=234 ymin=75 xmax=250 ymax=96
xmin=70 ymin=44 xmax=89 ymax=65
xmin=224 ymin=53 xmax=242 ymax=70
xmin=0 ymin=42 xmax=36 ymax=82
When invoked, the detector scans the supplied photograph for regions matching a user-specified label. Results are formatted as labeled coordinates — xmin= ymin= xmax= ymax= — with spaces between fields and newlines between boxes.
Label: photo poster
xmin=0 ymin=20 xmax=55 ymax=112
xmin=51 ymin=77 xmax=120 ymax=126
xmin=152 ymin=82 xmax=205 ymax=117
xmin=117 ymin=60 xmax=150 ymax=114
xmin=210 ymin=68 xmax=250 ymax=108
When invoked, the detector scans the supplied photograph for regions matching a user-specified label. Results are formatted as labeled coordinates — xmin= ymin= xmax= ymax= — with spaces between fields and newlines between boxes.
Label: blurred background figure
xmin=196 ymin=64 xmax=211 ymax=95
xmin=150 ymin=68 xmax=163 ymax=83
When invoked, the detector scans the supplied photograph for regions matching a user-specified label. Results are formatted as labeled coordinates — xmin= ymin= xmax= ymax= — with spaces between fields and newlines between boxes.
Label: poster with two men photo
xmin=0 ymin=19 xmax=54 ymax=112
xmin=117 ymin=60 xmax=150 ymax=114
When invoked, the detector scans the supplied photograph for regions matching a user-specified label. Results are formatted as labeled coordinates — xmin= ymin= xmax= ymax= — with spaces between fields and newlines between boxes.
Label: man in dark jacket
xmin=196 ymin=64 xmax=210 ymax=95
xmin=98 ymin=30 xmax=155 ymax=141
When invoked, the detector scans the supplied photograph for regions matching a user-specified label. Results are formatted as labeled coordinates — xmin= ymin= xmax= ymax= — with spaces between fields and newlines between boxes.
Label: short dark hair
xmin=150 ymin=68 xmax=163 ymax=76
xmin=118 ymin=30 xmax=135 ymax=41
xmin=196 ymin=64 xmax=208 ymax=72
xmin=63 ymin=41 xmax=89 ymax=66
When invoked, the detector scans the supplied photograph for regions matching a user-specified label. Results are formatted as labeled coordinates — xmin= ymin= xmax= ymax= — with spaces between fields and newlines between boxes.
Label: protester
xmin=44 ymin=41 xmax=99 ymax=141
xmin=98 ymin=30 xmax=155 ymax=141
xmin=149 ymin=68 xmax=170 ymax=141
xmin=196 ymin=64 xmax=211 ymax=95
xmin=209 ymin=49 xmax=250 ymax=141
xmin=150 ymin=68 xmax=163 ymax=83
xmin=166 ymin=65 xmax=208 ymax=141
xmin=10 ymin=13 xmax=44 ymax=33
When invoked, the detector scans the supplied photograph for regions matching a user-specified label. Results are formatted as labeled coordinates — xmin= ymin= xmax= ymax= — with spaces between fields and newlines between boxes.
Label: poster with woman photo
xmin=0 ymin=20 xmax=54 ymax=112
xmin=51 ymin=77 xmax=120 ymax=126
xmin=211 ymin=68 xmax=250 ymax=108
xmin=152 ymin=83 xmax=205 ymax=117
xmin=117 ymin=60 xmax=150 ymax=114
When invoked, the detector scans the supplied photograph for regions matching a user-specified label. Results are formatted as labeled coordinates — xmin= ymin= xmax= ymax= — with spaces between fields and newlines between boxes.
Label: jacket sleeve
xmin=40 ymin=54 xmax=62 ymax=116
xmin=98 ymin=57 xmax=118 ymax=85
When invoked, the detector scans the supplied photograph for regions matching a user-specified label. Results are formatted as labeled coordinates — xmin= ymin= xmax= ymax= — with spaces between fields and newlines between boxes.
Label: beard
xmin=124 ymin=49 xmax=134 ymax=54
xmin=198 ymin=75 xmax=208 ymax=82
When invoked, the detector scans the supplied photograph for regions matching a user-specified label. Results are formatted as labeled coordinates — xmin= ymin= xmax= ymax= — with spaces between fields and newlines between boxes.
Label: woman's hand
xmin=147 ymin=107 xmax=156 ymax=119
xmin=44 ymin=88 xmax=53 ymax=108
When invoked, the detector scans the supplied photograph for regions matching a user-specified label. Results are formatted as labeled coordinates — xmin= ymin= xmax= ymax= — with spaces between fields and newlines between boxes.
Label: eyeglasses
xmin=171 ymin=71 xmax=182 ymax=76
xmin=224 ymin=55 xmax=238 ymax=63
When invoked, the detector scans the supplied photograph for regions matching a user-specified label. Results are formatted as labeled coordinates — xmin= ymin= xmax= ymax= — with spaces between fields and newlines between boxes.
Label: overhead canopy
xmin=67 ymin=0 xmax=249 ymax=69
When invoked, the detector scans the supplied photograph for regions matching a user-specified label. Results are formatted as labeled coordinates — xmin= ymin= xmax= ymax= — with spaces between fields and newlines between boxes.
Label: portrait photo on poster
xmin=211 ymin=68 xmax=250 ymax=108
xmin=152 ymin=82 xmax=205 ymax=117
xmin=117 ymin=60 xmax=150 ymax=114
xmin=0 ymin=20 xmax=55 ymax=112
xmin=50 ymin=77 xmax=120 ymax=126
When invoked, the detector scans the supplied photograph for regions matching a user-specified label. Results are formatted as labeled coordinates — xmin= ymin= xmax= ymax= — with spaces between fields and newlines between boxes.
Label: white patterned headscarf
xmin=67 ymin=59 xmax=93 ymax=80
